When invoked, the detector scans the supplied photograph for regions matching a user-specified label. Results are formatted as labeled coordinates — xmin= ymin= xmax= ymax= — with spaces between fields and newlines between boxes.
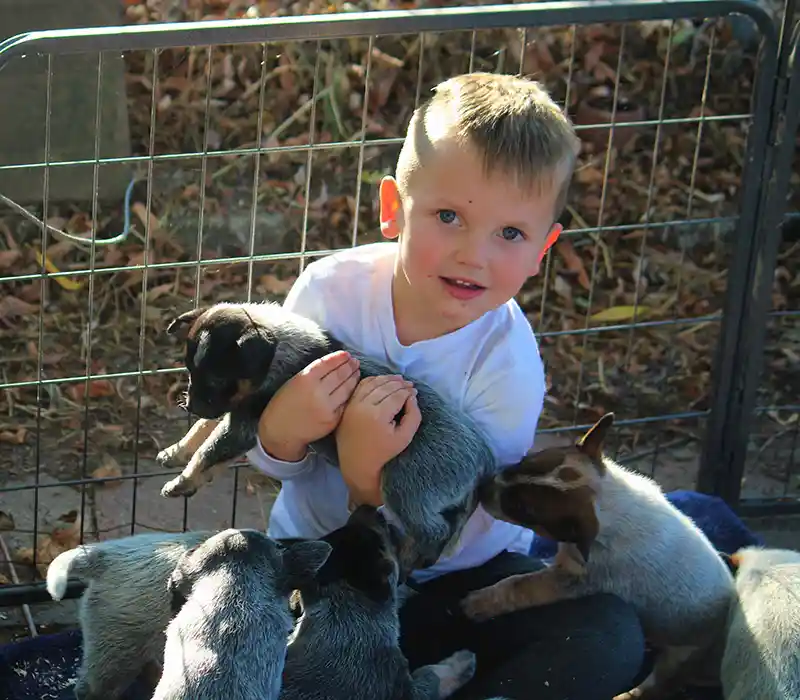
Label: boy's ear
xmin=537 ymin=224 xmax=562 ymax=264
xmin=530 ymin=223 xmax=562 ymax=276
xmin=379 ymin=176 xmax=403 ymax=240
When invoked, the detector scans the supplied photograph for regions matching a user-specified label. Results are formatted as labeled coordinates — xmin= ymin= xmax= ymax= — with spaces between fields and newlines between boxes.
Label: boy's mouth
xmin=440 ymin=276 xmax=486 ymax=300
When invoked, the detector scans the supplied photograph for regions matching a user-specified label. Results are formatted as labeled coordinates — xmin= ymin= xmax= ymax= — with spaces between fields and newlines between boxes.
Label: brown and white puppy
xmin=460 ymin=413 xmax=735 ymax=700
xmin=156 ymin=301 xmax=498 ymax=575
xmin=721 ymin=546 xmax=800 ymax=700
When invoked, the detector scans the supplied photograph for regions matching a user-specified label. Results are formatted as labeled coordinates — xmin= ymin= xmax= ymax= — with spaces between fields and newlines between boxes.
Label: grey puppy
xmin=721 ymin=546 xmax=800 ymax=700
xmin=152 ymin=527 xmax=332 ymax=700
xmin=281 ymin=505 xmax=477 ymax=700
xmin=156 ymin=301 xmax=497 ymax=573
xmin=46 ymin=529 xmax=215 ymax=700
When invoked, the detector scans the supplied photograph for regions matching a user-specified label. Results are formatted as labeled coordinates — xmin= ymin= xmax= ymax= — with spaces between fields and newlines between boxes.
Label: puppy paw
xmin=156 ymin=445 xmax=184 ymax=468
xmin=161 ymin=475 xmax=197 ymax=499
xmin=460 ymin=589 xmax=502 ymax=622
xmin=434 ymin=649 xmax=476 ymax=697
xmin=612 ymin=689 xmax=644 ymax=700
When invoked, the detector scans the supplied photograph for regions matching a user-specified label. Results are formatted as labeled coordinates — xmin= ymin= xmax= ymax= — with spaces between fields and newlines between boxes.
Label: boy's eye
xmin=437 ymin=209 xmax=458 ymax=225
xmin=500 ymin=226 xmax=525 ymax=241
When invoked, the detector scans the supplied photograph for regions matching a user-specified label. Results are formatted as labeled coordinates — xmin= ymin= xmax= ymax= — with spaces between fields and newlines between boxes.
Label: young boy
xmin=247 ymin=73 xmax=645 ymax=699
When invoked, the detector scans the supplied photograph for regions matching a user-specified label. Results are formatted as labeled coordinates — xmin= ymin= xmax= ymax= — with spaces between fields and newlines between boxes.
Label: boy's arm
xmin=246 ymin=267 xmax=327 ymax=480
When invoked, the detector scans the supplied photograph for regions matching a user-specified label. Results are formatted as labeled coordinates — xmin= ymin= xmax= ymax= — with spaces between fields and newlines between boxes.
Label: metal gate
xmin=0 ymin=0 xmax=795 ymax=611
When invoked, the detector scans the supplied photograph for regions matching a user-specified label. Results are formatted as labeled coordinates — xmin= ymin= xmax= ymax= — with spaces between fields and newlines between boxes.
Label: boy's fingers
xmin=358 ymin=375 xmax=409 ymax=401
xmin=367 ymin=379 xmax=413 ymax=406
xmin=305 ymin=350 xmax=352 ymax=379
xmin=329 ymin=369 xmax=361 ymax=407
xmin=378 ymin=388 xmax=415 ymax=421
xmin=396 ymin=394 xmax=422 ymax=436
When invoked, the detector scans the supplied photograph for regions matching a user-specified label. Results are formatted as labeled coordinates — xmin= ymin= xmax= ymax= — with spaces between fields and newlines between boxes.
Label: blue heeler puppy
xmin=46 ymin=530 xmax=215 ymax=700
xmin=151 ymin=528 xmax=331 ymax=700
xmin=279 ymin=505 xmax=477 ymax=700
xmin=156 ymin=301 xmax=498 ymax=574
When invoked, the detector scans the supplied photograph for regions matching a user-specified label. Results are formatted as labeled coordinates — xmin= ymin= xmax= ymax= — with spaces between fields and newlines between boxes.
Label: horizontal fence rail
xmin=0 ymin=0 xmax=793 ymax=614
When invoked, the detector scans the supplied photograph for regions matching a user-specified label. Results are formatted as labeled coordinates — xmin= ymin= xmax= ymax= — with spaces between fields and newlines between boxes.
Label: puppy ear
xmin=166 ymin=306 xmax=209 ymax=340
xmin=167 ymin=542 xmax=205 ymax=613
xmin=281 ymin=540 xmax=333 ymax=588
xmin=356 ymin=555 xmax=396 ymax=603
xmin=167 ymin=565 xmax=191 ymax=614
xmin=576 ymin=412 xmax=614 ymax=461
xmin=237 ymin=329 xmax=277 ymax=377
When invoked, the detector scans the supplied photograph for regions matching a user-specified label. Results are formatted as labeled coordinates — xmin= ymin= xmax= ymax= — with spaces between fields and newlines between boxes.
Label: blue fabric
xmin=0 ymin=490 xmax=757 ymax=700
xmin=0 ymin=628 xmax=152 ymax=700
xmin=529 ymin=488 xmax=762 ymax=559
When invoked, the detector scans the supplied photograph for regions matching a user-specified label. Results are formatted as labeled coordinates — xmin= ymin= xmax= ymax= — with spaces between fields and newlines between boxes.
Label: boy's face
xmin=381 ymin=138 xmax=563 ymax=337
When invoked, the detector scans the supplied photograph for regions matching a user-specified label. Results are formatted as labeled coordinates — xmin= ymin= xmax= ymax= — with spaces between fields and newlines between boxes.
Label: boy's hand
xmin=258 ymin=350 xmax=360 ymax=462
xmin=335 ymin=375 xmax=422 ymax=507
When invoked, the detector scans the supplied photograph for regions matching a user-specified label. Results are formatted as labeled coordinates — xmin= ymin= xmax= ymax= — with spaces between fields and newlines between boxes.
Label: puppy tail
xmin=46 ymin=545 xmax=97 ymax=600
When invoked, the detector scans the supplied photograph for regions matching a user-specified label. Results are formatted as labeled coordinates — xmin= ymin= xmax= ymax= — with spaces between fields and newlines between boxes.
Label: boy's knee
xmin=569 ymin=593 xmax=646 ymax=681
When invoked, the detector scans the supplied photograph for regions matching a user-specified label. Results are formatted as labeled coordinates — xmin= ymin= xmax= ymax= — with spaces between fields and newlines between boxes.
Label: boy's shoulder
xmin=299 ymin=242 xmax=396 ymax=287
xmin=475 ymin=298 xmax=543 ymax=371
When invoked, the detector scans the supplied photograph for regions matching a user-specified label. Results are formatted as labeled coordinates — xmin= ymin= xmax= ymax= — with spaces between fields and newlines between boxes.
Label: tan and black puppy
xmin=157 ymin=301 xmax=498 ymax=575
xmin=460 ymin=413 xmax=735 ymax=700
xmin=281 ymin=505 xmax=477 ymax=700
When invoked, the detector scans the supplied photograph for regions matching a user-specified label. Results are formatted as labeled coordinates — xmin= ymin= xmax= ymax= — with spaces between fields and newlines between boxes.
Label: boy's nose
xmin=453 ymin=234 xmax=488 ymax=269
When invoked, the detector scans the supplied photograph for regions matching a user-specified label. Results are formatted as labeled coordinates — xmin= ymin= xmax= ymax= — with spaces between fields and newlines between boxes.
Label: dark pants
xmin=399 ymin=552 xmax=647 ymax=700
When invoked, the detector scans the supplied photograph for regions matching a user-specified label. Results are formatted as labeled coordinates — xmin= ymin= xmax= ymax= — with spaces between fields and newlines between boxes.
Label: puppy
xmin=281 ymin=505 xmax=477 ymax=700
xmin=45 ymin=530 xmax=215 ymax=700
xmin=460 ymin=413 xmax=735 ymax=700
xmin=152 ymin=528 xmax=332 ymax=700
xmin=157 ymin=301 xmax=497 ymax=573
xmin=721 ymin=546 xmax=800 ymax=700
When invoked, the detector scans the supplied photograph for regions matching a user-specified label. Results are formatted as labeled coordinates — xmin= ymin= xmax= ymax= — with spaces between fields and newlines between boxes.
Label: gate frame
xmin=0 ymin=0 xmax=785 ymax=606
xmin=698 ymin=1 xmax=800 ymax=512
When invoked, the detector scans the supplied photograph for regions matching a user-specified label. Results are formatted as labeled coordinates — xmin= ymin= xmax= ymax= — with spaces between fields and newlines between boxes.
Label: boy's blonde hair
xmin=396 ymin=72 xmax=580 ymax=221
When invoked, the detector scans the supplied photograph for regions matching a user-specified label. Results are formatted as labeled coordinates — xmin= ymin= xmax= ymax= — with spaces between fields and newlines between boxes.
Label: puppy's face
xmin=165 ymin=305 xmax=278 ymax=418
xmin=479 ymin=413 xmax=614 ymax=562
xmin=167 ymin=528 xmax=332 ymax=612
xmin=312 ymin=505 xmax=403 ymax=604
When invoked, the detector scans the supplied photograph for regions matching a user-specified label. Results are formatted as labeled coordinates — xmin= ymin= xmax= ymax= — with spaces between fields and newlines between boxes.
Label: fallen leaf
xmin=555 ymin=239 xmax=590 ymax=290
xmin=33 ymin=249 xmax=84 ymax=291
xmin=91 ymin=455 xmax=123 ymax=487
xmin=0 ymin=511 xmax=14 ymax=531
xmin=553 ymin=274 xmax=572 ymax=301
xmin=0 ymin=296 xmax=38 ymax=320
xmin=259 ymin=274 xmax=295 ymax=295
xmin=12 ymin=547 xmax=34 ymax=566
xmin=67 ymin=379 xmax=116 ymax=402
xmin=0 ymin=249 xmax=21 ymax=269
xmin=590 ymin=305 xmax=652 ymax=323
xmin=0 ymin=428 xmax=27 ymax=445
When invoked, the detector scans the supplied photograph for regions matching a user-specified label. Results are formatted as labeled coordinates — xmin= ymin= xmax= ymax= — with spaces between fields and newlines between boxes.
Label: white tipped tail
xmin=46 ymin=546 xmax=92 ymax=600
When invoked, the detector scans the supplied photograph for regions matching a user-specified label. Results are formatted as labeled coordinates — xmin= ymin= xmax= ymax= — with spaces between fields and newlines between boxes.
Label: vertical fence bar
xmin=701 ymin=24 xmax=800 ymax=505
xmin=696 ymin=17 xmax=782 ymax=501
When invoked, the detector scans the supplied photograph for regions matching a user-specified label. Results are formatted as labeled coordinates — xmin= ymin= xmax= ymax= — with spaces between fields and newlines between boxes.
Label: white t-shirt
xmin=246 ymin=241 xmax=545 ymax=583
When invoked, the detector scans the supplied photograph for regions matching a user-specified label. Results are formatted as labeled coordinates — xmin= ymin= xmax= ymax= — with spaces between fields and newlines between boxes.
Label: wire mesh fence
xmin=0 ymin=0 xmax=792 ymax=616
